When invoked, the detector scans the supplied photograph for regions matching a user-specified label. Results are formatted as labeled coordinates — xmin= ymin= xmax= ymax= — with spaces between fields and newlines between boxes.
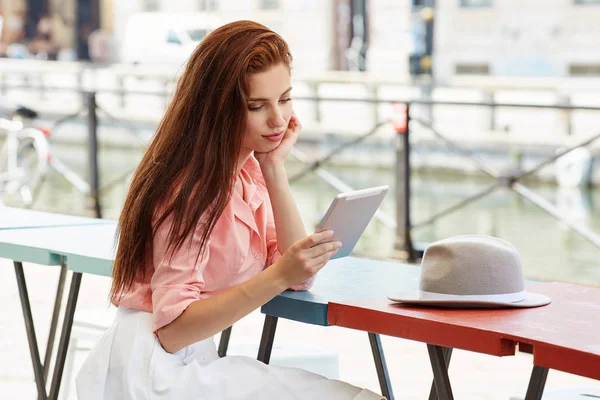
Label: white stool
xmin=226 ymin=341 xmax=340 ymax=379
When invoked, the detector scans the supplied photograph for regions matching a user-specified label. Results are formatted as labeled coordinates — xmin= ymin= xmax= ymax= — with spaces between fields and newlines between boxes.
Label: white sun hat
xmin=388 ymin=235 xmax=551 ymax=308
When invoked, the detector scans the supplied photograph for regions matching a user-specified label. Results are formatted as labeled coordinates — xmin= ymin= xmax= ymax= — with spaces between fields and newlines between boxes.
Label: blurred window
xmin=166 ymin=30 xmax=182 ymax=45
xmin=145 ymin=0 xmax=160 ymax=11
xmin=460 ymin=0 xmax=493 ymax=7
xmin=199 ymin=0 xmax=219 ymax=10
xmin=575 ymin=0 xmax=600 ymax=4
xmin=260 ymin=0 xmax=280 ymax=10
xmin=187 ymin=29 xmax=209 ymax=41
xmin=569 ymin=64 xmax=600 ymax=76
xmin=455 ymin=63 xmax=490 ymax=75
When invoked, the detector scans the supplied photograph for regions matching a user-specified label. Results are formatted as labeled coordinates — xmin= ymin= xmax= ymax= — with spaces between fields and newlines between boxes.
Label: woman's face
xmin=242 ymin=63 xmax=293 ymax=155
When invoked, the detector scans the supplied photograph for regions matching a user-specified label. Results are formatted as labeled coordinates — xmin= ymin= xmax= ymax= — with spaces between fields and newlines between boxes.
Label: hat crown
xmin=419 ymin=235 xmax=525 ymax=296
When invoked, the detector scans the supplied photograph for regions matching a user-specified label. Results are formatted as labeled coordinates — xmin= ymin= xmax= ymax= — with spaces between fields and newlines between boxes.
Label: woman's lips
xmin=262 ymin=131 xmax=285 ymax=142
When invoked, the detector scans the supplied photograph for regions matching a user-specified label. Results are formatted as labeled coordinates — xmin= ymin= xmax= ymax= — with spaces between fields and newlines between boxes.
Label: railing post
xmin=119 ymin=75 xmax=126 ymax=109
xmin=557 ymin=93 xmax=572 ymax=136
xmin=485 ymin=91 xmax=496 ymax=132
xmin=421 ymin=81 xmax=433 ymax=125
xmin=86 ymin=91 xmax=102 ymax=218
xmin=309 ymin=81 xmax=321 ymax=123
xmin=394 ymin=102 xmax=415 ymax=262
xmin=367 ymin=83 xmax=378 ymax=127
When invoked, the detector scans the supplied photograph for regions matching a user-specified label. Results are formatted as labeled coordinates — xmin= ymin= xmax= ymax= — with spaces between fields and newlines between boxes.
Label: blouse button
xmin=254 ymin=253 xmax=260 ymax=259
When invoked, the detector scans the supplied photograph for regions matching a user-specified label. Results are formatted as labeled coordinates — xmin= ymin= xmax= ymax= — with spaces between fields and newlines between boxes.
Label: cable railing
xmin=409 ymin=115 xmax=600 ymax=253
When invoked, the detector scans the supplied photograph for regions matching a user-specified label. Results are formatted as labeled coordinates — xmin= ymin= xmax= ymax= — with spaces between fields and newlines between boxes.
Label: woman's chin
xmin=259 ymin=141 xmax=282 ymax=152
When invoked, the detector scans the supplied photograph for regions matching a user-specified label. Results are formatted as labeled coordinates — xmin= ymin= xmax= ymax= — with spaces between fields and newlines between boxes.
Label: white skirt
xmin=75 ymin=307 xmax=384 ymax=400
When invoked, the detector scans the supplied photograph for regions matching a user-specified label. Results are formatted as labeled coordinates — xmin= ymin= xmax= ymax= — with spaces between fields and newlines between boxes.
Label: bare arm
xmin=157 ymin=263 xmax=287 ymax=353
xmin=156 ymin=230 xmax=339 ymax=353
xmin=262 ymin=163 xmax=306 ymax=253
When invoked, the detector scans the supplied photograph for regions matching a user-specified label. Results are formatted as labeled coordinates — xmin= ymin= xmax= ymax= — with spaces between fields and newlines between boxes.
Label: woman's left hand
xmin=255 ymin=113 xmax=301 ymax=169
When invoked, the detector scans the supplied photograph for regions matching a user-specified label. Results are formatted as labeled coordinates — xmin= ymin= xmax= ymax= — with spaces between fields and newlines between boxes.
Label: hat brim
xmin=387 ymin=291 xmax=551 ymax=309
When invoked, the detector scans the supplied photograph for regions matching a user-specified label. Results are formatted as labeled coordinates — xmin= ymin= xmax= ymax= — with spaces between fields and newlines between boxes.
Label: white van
xmin=121 ymin=12 xmax=222 ymax=65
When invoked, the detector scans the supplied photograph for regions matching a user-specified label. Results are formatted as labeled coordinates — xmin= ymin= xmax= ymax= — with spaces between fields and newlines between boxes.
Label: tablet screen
xmin=316 ymin=185 xmax=389 ymax=259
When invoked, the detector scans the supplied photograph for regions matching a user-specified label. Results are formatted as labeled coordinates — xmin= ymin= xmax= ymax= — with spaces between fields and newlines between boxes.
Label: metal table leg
xmin=524 ymin=365 xmax=549 ymax=400
xmin=14 ymin=261 xmax=48 ymax=400
xmin=427 ymin=344 xmax=454 ymax=400
xmin=218 ymin=326 xmax=232 ymax=357
xmin=428 ymin=347 xmax=453 ymax=400
xmin=49 ymin=272 xmax=82 ymax=400
xmin=43 ymin=260 xmax=68 ymax=381
xmin=368 ymin=332 xmax=394 ymax=400
xmin=257 ymin=315 xmax=278 ymax=364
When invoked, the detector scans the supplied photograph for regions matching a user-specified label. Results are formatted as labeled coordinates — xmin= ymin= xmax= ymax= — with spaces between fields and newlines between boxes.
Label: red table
xmin=327 ymin=282 xmax=600 ymax=400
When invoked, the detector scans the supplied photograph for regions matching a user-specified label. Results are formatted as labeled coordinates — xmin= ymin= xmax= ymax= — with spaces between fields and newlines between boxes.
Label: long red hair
xmin=110 ymin=21 xmax=292 ymax=304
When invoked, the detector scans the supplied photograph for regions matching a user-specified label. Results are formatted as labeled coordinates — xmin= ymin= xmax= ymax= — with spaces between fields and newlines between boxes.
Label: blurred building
xmin=434 ymin=0 xmax=600 ymax=82
xmin=112 ymin=0 xmax=334 ymax=74
xmin=0 ymin=0 xmax=112 ymax=60
xmin=9 ymin=0 xmax=600 ymax=84
xmin=0 ymin=0 xmax=416 ymax=74
xmin=111 ymin=0 xmax=414 ymax=76
xmin=366 ymin=0 xmax=413 ymax=77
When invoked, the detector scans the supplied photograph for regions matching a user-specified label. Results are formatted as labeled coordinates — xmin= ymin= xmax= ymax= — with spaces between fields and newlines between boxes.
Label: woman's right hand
xmin=274 ymin=230 xmax=341 ymax=288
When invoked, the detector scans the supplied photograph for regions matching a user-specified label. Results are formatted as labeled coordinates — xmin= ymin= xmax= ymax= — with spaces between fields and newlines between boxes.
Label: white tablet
xmin=315 ymin=185 xmax=389 ymax=259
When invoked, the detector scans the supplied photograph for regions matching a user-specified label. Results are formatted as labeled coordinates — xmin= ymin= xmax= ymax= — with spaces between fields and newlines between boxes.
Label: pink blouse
xmin=118 ymin=155 xmax=313 ymax=332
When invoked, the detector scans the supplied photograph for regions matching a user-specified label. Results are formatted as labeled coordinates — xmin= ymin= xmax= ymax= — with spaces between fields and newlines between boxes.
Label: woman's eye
xmin=249 ymin=98 xmax=291 ymax=111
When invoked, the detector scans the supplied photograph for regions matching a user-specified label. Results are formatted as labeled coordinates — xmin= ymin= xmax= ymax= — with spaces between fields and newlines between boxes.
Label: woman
xmin=75 ymin=20 xmax=384 ymax=400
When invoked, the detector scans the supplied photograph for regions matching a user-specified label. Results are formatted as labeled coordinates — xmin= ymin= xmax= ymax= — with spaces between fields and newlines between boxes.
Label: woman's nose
xmin=269 ymin=109 xmax=286 ymax=128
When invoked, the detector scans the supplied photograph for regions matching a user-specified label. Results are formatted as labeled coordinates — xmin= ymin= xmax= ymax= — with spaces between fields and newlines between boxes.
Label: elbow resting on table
xmin=288 ymin=276 xmax=316 ymax=292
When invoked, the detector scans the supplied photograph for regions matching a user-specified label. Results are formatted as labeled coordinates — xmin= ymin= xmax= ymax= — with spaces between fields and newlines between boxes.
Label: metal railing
xmin=1 ymin=81 xmax=599 ymax=263
xmin=277 ymin=97 xmax=600 ymax=262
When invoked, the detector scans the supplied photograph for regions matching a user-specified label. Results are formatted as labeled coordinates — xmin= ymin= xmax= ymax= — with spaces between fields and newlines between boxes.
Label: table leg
xmin=218 ymin=326 xmax=233 ymax=357
xmin=14 ymin=261 xmax=48 ymax=400
xmin=49 ymin=272 xmax=82 ymax=400
xmin=368 ymin=332 xmax=395 ymax=400
xmin=524 ymin=365 xmax=549 ymax=400
xmin=257 ymin=315 xmax=278 ymax=364
xmin=43 ymin=260 xmax=68 ymax=381
xmin=428 ymin=347 xmax=453 ymax=400
xmin=427 ymin=344 xmax=454 ymax=400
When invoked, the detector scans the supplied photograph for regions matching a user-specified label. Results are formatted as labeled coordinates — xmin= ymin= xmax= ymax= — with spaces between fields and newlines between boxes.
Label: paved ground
xmin=1 ymin=259 xmax=599 ymax=400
